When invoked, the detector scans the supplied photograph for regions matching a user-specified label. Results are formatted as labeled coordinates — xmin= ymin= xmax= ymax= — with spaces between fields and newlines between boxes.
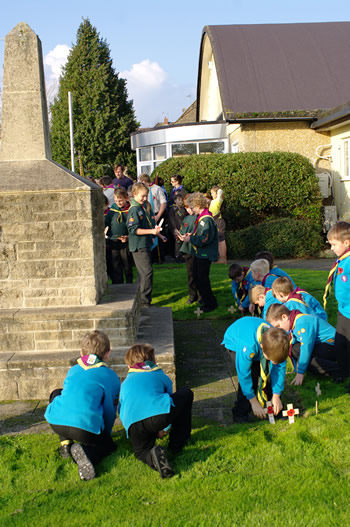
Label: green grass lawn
xmin=152 ymin=263 xmax=338 ymax=326
xmin=1 ymin=264 xmax=349 ymax=527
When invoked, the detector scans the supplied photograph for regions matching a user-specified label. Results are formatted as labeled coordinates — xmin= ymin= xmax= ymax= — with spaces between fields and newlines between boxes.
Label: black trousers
xmin=193 ymin=257 xmax=217 ymax=309
xmin=132 ymin=247 xmax=153 ymax=305
xmin=291 ymin=341 xmax=343 ymax=380
xmin=184 ymin=254 xmax=197 ymax=299
xmin=108 ymin=241 xmax=133 ymax=284
xmin=48 ymin=389 xmax=115 ymax=466
xmin=232 ymin=361 xmax=272 ymax=418
xmin=335 ymin=311 xmax=350 ymax=379
xmin=128 ymin=387 xmax=194 ymax=469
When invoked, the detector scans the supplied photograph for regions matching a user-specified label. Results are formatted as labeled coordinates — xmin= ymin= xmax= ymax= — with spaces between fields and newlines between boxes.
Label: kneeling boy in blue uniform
xmin=45 ymin=331 xmax=120 ymax=481
xmin=228 ymin=263 xmax=256 ymax=313
xmin=272 ymin=276 xmax=327 ymax=320
xmin=222 ymin=317 xmax=289 ymax=422
xmin=118 ymin=344 xmax=194 ymax=479
xmin=266 ymin=304 xmax=342 ymax=386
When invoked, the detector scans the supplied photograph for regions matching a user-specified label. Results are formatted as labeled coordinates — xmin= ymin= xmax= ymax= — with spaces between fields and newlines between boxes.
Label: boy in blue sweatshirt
xmin=266 ymin=304 xmax=342 ymax=386
xmin=222 ymin=317 xmax=289 ymax=422
xmin=45 ymin=331 xmax=120 ymax=481
xmin=255 ymin=251 xmax=296 ymax=288
xmin=249 ymin=284 xmax=281 ymax=319
xmin=271 ymin=276 xmax=327 ymax=320
xmin=119 ymin=344 xmax=193 ymax=479
xmin=325 ymin=221 xmax=350 ymax=386
xmin=228 ymin=263 xmax=256 ymax=313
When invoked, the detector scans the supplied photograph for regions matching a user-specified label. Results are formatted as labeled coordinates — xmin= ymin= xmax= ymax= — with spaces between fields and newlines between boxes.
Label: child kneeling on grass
xmin=222 ymin=317 xmax=289 ymax=423
xmin=45 ymin=331 xmax=120 ymax=481
xmin=118 ymin=343 xmax=194 ymax=479
xmin=266 ymin=303 xmax=342 ymax=386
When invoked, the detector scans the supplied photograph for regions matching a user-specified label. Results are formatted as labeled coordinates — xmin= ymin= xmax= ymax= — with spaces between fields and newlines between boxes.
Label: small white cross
xmin=264 ymin=401 xmax=275 ymax=424
xmin=228 ymin=305 xmax=237 ymax=315
xmin=194 ymin=307 xmax=203 ymax=318
xmin=282 ymin=403 xmax=299 ymax=424
xmin=315 ymin=383 xmax=321 ymax=397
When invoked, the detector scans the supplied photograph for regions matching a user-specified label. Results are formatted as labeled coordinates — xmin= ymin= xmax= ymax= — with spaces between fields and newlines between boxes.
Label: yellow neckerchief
xmin=77 ymin=357 xmax=107 ymax=370
xmin=256 ymin=323 xmax=270 ymax=407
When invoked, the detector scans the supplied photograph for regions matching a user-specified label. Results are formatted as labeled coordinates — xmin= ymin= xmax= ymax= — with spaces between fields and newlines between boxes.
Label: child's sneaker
xmin=151 ymin=446 xmax=175 ymax=479
xmin=70 ymin=444 xmax=96 ymax=481
xmin=59 ymin=441 xmax=72 ymax=459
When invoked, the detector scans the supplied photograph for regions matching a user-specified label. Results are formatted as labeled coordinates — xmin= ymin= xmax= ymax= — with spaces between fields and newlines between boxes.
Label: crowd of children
xmin=46 ymin=173 xmax=350 ymax=482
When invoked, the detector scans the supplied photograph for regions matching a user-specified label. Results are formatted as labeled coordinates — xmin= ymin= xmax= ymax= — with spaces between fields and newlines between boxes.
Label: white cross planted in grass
xmin=282 ymin=403 xmax=299 ymax=424
xmin=194 ymin=307 xmax=203 ymax=318
xmin=228 ymin=305 xmax=237 ymax=315
xmin=315 ymin=383 xmax=321 ymax=415
xmin=264 ymin=401 xmax=275 ymax=424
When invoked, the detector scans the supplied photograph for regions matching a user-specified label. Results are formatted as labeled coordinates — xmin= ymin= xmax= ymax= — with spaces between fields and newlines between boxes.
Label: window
xmin=198 ymin=141 xmax=224 ymax=154
xmin=172 ymin=143 xmax=197 ymax=156
xmin=154 ymin=145 xmax=167 ymax=160
xmin=139 ymin=147 xmax=152 ymax=162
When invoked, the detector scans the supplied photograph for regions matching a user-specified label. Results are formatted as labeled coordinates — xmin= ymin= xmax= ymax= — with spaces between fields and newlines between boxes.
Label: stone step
xmin=0 ymin=306 xmax=174 ymax=400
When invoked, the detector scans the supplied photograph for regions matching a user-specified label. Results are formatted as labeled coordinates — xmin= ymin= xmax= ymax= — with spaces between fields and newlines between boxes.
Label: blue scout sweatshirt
xmin=231 ymin=268 xmax=256 ymax=310
xmin=222 ymin=317 xmax=286 ymax=401
xmin=333 ymin=253 xmax=350 ymax=319
xmin=261 ymin=289 xmax=281 ymax=320
xmin=45 ymin=355 xmax=120 ymax=435
xmin=289 ymin=312 xmax=336 ymax=374
xmin=118 ymin=362 xmax=174 ymax=437
xmin=271 ymin=266 xmax=296 ymax=288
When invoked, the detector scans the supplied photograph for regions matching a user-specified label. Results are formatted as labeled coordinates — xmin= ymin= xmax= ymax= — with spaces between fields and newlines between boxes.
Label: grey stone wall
xmin=0 ymin=185 xmax=107 ymax=309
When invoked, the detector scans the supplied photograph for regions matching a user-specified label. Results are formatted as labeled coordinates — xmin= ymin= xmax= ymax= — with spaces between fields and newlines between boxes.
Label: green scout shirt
xmin=105 ymin=203 xmax=129 ymax=243
xmin=190 ymin=214 xmax=219 ymax=261
xmin=179 ymin=215 xmax=197 ymax=255
xmin=127 ymin=199 xmax=155 ymax=252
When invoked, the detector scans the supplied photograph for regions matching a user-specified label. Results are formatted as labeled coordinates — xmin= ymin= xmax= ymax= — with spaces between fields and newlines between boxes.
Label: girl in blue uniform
xmin=119 ymin=343 xmax=193 ymax=479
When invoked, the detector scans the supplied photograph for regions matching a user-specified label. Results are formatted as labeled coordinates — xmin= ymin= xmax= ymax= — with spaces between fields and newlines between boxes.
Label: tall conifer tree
xmin=50 ymin=18 xmax=139 ymax=176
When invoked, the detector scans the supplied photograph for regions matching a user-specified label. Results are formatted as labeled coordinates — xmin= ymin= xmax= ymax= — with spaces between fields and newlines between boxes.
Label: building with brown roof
xmin=131 ymin=22 xmax=350 ymax=218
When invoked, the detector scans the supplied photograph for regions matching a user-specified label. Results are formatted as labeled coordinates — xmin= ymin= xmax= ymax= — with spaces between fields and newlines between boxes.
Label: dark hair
xmin=255 ymin=251 xmax=274 ymax=270
xmin=153 ymin=175 xmax=165 ymax=187
xmin=113 ymin=163 xmax=124 ymax=171
xmin=228 ymin=263 xmax=243 ymax=280
xmin=171 ymin=174 xmax=183 ymax=184
xmin=100 ymin=175 xmax=113 ymax=187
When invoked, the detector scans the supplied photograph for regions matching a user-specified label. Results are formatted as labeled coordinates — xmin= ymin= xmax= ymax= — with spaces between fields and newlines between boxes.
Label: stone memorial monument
xmin=0 ymin=23 xmax=148 ymax=399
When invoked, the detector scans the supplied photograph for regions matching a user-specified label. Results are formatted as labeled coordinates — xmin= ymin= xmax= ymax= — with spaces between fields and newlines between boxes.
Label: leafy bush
xmin=226 ymin=218 xmax=323 ymax=258
xmin=153 ymin=152 xmax=323 ymax=230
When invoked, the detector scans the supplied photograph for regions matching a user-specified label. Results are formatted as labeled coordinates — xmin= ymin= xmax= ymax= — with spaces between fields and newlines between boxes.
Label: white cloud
xmin=121 ymin=59 xmax=167 ymax=89
xmin=121 ymin=59 xmax=196 ymax=127
xmin=44 ymin=44 xmax=70 ymax=105
xmin=44 ymin=44 xmax=70 ymax=81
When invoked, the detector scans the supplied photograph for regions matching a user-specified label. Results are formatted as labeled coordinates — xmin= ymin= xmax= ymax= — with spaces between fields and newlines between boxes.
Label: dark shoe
xmin=59 ymin=442 xmax=72 ymax=459
xmin=71 ymin=444 xmax=96 ymax=481
xmin=198 ymin=299 xmax=204 ymax=306
xmin=186 ymin=296 xmax=198 ymax=304
xmin=151 ymin=446 xmax=175 ymax=479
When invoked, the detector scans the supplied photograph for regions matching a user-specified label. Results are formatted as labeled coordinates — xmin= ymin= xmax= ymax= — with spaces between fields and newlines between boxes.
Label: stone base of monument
xmin=0 ymin=284 xmax=175 ymax=400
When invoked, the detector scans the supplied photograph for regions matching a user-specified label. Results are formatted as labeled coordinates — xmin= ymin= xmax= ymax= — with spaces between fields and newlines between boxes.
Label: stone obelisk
xmin=0 ymin=22 xmax=107 ymax=309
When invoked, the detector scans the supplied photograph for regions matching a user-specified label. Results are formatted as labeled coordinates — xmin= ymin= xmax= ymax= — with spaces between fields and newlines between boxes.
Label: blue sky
xmin=1 ymin=0 xmax=350 ymax=126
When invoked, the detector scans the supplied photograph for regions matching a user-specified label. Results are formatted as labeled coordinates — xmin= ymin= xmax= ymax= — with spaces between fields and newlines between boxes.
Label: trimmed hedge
xmin=153 ymin=152 xmax=323 ymax=230
xmin=226 ymin=218 xmax=323 ymax=259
